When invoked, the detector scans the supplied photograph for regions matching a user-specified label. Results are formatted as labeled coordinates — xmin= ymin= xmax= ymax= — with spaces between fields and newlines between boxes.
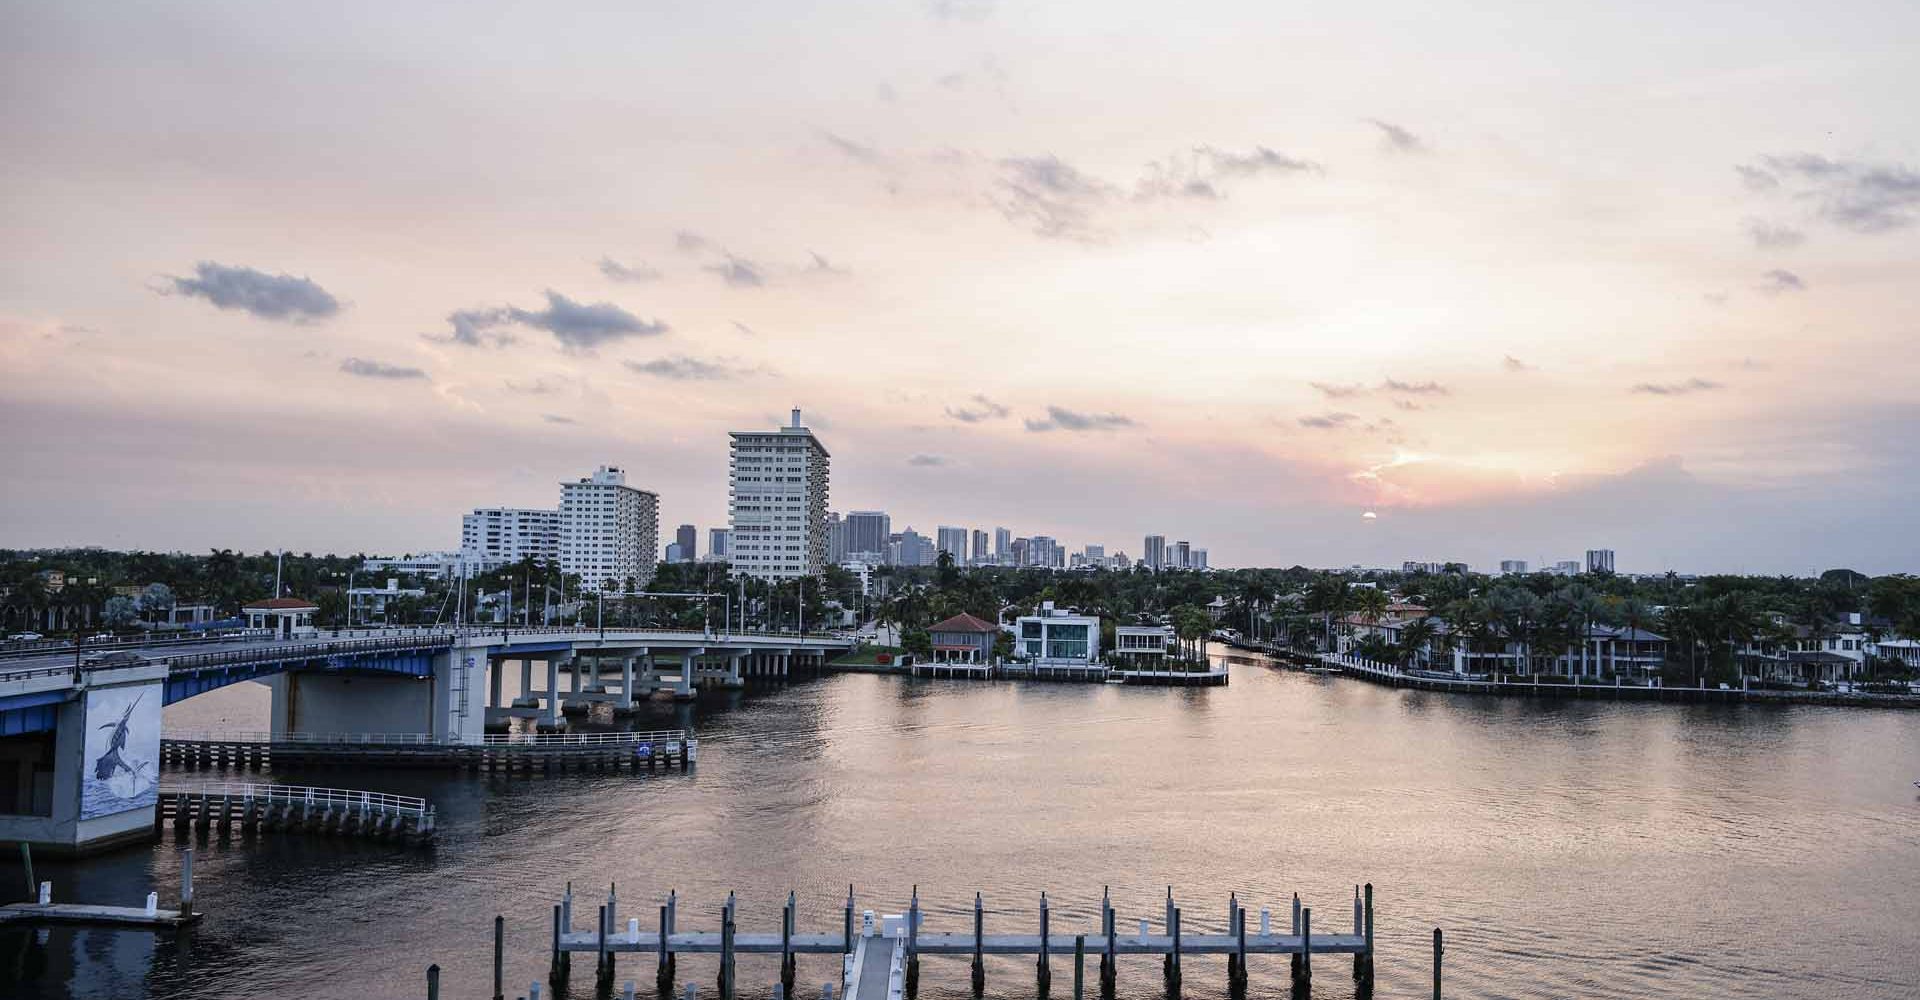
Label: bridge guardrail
xmin=159 ymin=780 xmax=428 ymax=815
xmin=162 ymin=728 xmax=689 ymax=747
xmin=161 ymin=634 xmax=456 ymax=672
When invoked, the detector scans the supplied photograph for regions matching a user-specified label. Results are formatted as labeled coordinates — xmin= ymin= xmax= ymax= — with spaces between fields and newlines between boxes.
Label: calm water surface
xmin=4 ymin=648 xmax=1917 ymax=999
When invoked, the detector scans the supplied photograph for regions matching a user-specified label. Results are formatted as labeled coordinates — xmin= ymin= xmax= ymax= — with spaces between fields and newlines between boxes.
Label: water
xmin=4 ymin=648 xmax=1918 ymax=999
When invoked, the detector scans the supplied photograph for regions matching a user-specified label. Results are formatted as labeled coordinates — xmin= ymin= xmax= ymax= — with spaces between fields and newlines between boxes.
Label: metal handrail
xmin=162 ymin=634 xmax=455 ymax=671
xmin=159 ymin=780 xmax=427 ymax=814
xmin=162 ymin=728 xmax=688 ymax=747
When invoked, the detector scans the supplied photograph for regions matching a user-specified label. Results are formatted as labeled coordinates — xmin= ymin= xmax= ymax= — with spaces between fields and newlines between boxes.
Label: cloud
xmin=937 ymin=72 xmax=968 ymax=91
xmin=945 ymin=395 xmax=1011 ymax=423
xmin=674 ymin=230 xmax=711 ymax=254
xmin=1366 ymin=119 xmax=1426 ymax=153
xmin=907 ymin=453 xmax=947 ymax=466
xmin=1741 ymin=154 xmax=1920 ymax=232
xmin=504 ymin=376 xmax=569 ymax=395
xmin=927 ymin=0 xmax=994 ymax=21
xmin=1744 ymin=219 xmax=1805 ymax=249
xmin=1309 ymin=381 xmax=1366 ymax=398
xmin=1392 ymin=399 xmax=1424 ymax=411
xmin=509 ymin=291 xmax=667 ymax=348
xmin=823 ymin=132 xmax=883 ymax=165
xmin=599 ymin=257 xmax=662 ymax=283
xmin=162 ymin=261 xmax=340 ymax=323
xmin=1503 ymin=355 xmax=1534 ymax=373
xmin=1298 ymin=412 xmax=1358 ymax=429
xmin=1024 ymin=405 xmax=1136 ymax=432
xmin=994 ymin=156 xmax=1116 ymax=241
xmin=623 ymin=355 xmax=757 ymax=381
xmin=1758 ymin=269 xmax=1806 ymax=293
xmin=541 ymin=414 xmax=577 ymax=425
xmin=705 ymin=255 xmax=768 ymax=288
xmin=434 ymin=291 xmax=667 ymax=350
xmin=806 ymin=251 xmax=849 ymax=275
xmin=1703 ymin=291 xmax=1730 ymax=306
xmin=339 ymin=357 xmax=427 ymax=380
xmin=1631 ymin=378 xmax=1724 ymax=396
xmin=1203 ymin=146 xmax=1321 ymax=176
xmin=731 ymin=321 xmax=757 ymax=337
xmin=1381 ymin=378 xmax=1449 ymax=395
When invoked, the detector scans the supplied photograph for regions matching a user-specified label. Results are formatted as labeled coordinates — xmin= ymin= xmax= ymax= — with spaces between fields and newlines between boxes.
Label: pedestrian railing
xmin=162 ymin=728 xmax=688 ymax=747
xmin=159 ymin=780 xmax=428 ymax=816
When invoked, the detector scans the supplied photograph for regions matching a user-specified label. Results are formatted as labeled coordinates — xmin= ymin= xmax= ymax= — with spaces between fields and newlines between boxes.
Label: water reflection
xmin=0 ymin=650 xmax=1915 ymax=999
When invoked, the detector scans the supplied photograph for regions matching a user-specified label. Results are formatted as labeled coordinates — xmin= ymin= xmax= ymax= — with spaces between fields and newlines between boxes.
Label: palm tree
xmin=1398 ymin=617 xmax=1437 ymax=670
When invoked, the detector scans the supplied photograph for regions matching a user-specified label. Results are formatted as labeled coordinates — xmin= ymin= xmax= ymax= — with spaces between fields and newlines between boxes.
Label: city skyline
xmin=3 ymin=2 xmax=1918 ymax=574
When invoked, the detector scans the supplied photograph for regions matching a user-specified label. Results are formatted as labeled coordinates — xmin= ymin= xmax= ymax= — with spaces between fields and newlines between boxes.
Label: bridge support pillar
xmin=0 ymin=665 xmax=165 ymax=855
xmin=619 ymin=656 xmax=637 ymax=712
xmin=488 ymin=657 xmax=503 ymax=710
xmin=676 ymin=653 xmax=695 ymax=701
xmin=541 ymin=658 xmax=563 ymax=729
xmin=727 ymin=653 xmax=745 ymax=689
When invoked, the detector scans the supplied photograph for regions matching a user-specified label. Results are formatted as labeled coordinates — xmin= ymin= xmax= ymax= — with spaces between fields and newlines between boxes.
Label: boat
xmin=1304 ymin=666 xmax=1340 ymax=675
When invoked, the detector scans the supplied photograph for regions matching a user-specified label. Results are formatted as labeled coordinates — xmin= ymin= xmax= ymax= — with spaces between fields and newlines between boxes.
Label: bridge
xmin=0 ymin=626 xmax=854 ymax=853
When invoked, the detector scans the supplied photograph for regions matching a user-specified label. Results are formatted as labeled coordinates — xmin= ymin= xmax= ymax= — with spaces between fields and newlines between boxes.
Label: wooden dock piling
xmin=1037 ymin=892 xmax=1051 ymax=995
xmin=970 ymin=892 xmax=984 ymax=995
xmin=1432 ymin=927 xmax=1443 ymax=1000
xmin=494 ymin=914 xmax=506 ymax=1000
xmin=782 ymin=890 xmax=798 ymax=997
xmin=906 ymin=886 xmax=920 ymax=998
xmin=1073 ymin=935 xmax=1085 ymax=1000
xmin=427 ymin=963 xmax=441 ymax=1000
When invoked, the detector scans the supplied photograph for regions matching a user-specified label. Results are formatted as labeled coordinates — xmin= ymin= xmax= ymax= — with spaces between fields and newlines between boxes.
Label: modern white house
xmin=346 ymin=579 xmax=427 ymax=623
xmin=729 ymin=409 xmax=831 ymax=580
xmin=1014 ymin=602 xmax=1100 ymax=666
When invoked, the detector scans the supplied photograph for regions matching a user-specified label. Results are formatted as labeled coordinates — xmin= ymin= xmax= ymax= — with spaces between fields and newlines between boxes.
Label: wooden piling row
xmin=153 ymin=789 xmax=435 ymax=843
xmin=159 ymin=737 xmax=690 ymax=773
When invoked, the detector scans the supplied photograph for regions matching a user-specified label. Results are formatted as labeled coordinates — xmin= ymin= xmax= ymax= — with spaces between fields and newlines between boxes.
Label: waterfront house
xmin=927 ymin=612 xmax=998 ymax=665
xmin=1113 ymin=624 xmax=1174 ymax=666
xmin=1014 ymin=602 xmax=1101 ymax=667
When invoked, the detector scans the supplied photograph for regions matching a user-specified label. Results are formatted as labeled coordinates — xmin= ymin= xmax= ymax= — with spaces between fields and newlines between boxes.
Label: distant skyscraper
xmin=1009 ymin=537 xmax=1029 ymax=567
xmin=729 ymin=408 xmax=830 ymax=580
xmin=1173 ymin=540 xmax=1191 ymax=570
xmin=971 ymin=529 xmax=989 ymax=565
xmin=897 ymin=528 xmax=934 ymax=567
xmin=994 ymin=527 xmax=1011 ymax=561
xmin=1500 ymin=559 xmax=1528 ymax=575
xmin=1085 ymin=544 xmax=1104 ymax=565
xmin=936 ymin=526 xmax=968 ymax=563
xmin=559 ymin=466 xmax=659 ymax=591
xmin=1586 ymin=549 xmax=1615 ymax=574
xmin=1030 ymin=536 xmax=1060 ymax=569
xmin=665 ymin=542 xmax=686 ymax=563
xmin=825 ymin=511 xmax=849 ymax=563
xmin=1192 ymin=548 xmax=1207 ymax=570
xmin=846 ymin=510 xmax=891 ymax=559
xmin=675 ymin=524 xmax=697 ymax=561
xmin=1144 ymin=535 xmax=1166 ymax=571
xmin=709 ymin=528 xmax=732 ymax=558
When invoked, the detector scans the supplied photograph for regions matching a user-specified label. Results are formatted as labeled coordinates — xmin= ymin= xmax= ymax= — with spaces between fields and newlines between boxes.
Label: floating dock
xmin=159 ymin=728 xmax=694 ymax=772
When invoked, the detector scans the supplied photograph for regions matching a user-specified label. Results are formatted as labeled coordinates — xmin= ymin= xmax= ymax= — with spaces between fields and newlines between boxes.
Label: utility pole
xmin=275 ymin=550 xmax=284 ymax=598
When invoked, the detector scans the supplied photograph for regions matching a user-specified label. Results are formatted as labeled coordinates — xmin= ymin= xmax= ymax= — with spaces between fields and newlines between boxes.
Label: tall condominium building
xmin=993 ymin=527 xmax=1011 ymax=561
xmin=971 ymin=529 xmax=989 ymax=566
xmin=1143 ymin=535 xmax=1166 ymax=571
xmin=1085 ymin=544 xmax=1104 ymax=564
xmin=1192 ymin=548 xmax=1208 ymax=570
xmin=936 ymin=526 xmax=969 ymax=563
xmin=461 ymin=507 xmax=560 ymax=564
xmin=1008 ymin=537 xmax=1029 ymax=567
xmin=1500 ymin=560 xmax=1529 ymax=575
xmin=675 ymin=524 xmax=697 ymax=561
xmin=846 ymin=510 xmax=891 ymax=560
xmin=1173 ymin=540 xmax=1191 ymax=570
xmin=729 ymin=409 xmax=832 ymax=580
xmin=1030 ymin=535 xmax=1062 ymax=568
xmin=708 ymin=528 xmax=732 ymax=559
xmin=1586 ymin=549 xmax=1616 ymax=574
xmin=559 ymin=466 xmax=659 ymax=591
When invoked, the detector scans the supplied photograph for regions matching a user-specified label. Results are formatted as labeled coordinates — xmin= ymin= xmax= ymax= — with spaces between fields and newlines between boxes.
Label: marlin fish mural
xmin=93 ymin=690 xmax=153 ymax=798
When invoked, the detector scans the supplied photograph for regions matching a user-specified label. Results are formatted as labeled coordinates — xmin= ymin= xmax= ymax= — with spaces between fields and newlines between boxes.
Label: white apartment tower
xmin=559 ymin=465 xmax=659 ymax=591
xmin=461 ymin=507 xmax=560 ymax=564
xmin=729 ymin=409 xmax=831 ymax=580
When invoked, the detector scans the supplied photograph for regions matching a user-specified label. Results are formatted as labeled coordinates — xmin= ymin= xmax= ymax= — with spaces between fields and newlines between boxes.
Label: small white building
xmin=242 ymin=597 xmax=318 ymax=639
xmin=1014 ymin=602 xmax=1100 ymax=666
xmin=346 ymin=579 xmax=427 ymax=624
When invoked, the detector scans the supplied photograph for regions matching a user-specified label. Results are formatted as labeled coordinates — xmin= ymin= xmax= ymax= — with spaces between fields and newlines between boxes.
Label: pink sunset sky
xmin=3 ymin=0 xmax=1917 ymax=573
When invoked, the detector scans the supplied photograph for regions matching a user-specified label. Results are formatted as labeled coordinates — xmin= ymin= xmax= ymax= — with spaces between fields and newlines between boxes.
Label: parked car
xmin=8 ymin=632 xmax=45 ymax=642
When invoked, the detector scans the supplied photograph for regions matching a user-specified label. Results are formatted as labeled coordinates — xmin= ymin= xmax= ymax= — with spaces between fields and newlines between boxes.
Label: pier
xmin=160 ymin=728 xmax=694 ymax=772
xmin=531 ymin=883 xmax=1385 ymax=999
xmin=905 ymin=663 xmax=1229 ymax=686
xmin=154 ymin=781 xmax=437 ymax=842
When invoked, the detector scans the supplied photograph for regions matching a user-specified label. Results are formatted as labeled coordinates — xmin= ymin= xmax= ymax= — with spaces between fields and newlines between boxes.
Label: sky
xmin=2 ymin=0 xmax=1918 ymax=574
